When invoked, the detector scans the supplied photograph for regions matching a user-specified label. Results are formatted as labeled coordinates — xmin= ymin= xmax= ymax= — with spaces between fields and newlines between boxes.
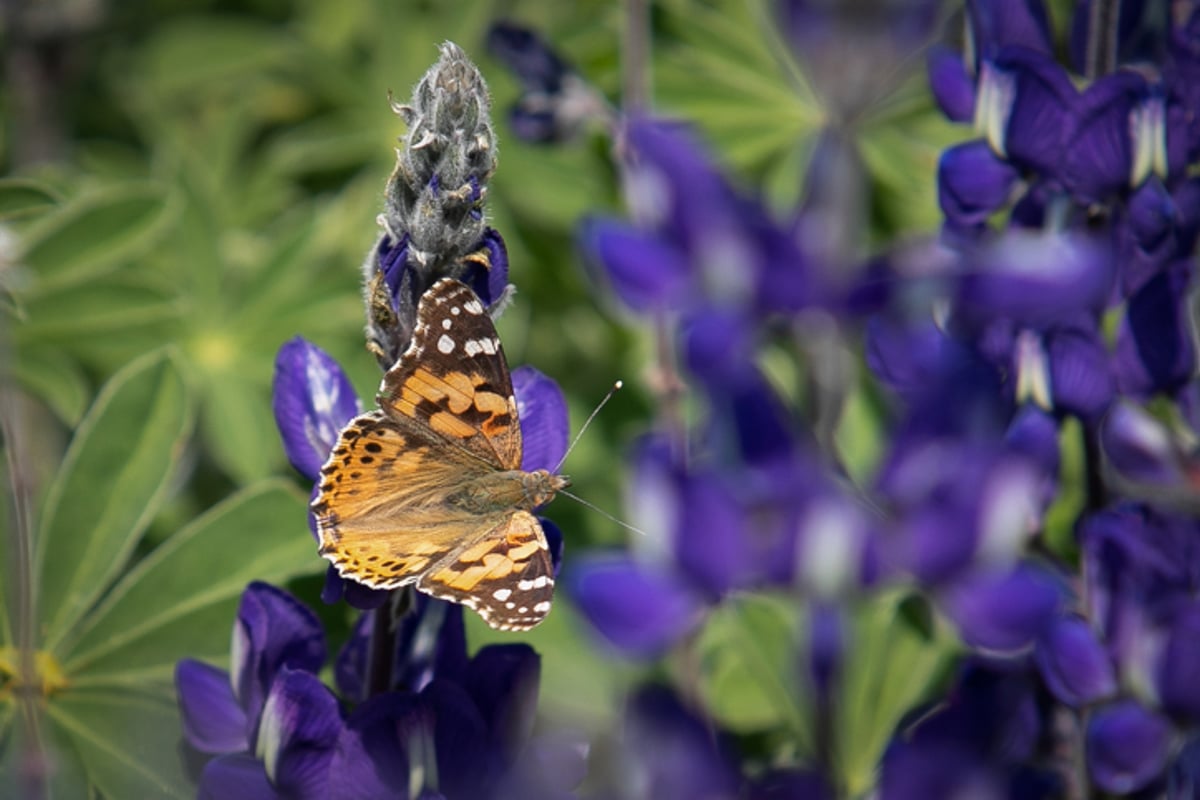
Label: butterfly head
xmin=523 ymin=469 xmax=571 ymax=508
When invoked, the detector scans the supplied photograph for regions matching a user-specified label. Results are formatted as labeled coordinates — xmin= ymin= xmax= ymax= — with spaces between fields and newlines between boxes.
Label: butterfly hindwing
xmin=378 ymin=278 xmax=522 ymax=471
xmin=417 ymin=510 xmax=555 ymax=631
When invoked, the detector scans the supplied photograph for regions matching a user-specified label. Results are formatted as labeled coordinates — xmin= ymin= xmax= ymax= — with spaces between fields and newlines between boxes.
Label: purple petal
xmin=942 ymin=563 xmax=1061 ymax=652
xmin=1086 ymin=700 xmax=1172 ymax=794
xmin=1100 ymin=401 xmax=1184 ymax=485
xmin=579 ymin=218 xmax=692 ymax=311
xmin=938 ymin=140 xmax=1020 ymax=228
xmin=956 ymin=230 xmax=1113 ymax=326
xmin=513 ymin=366 xmax=569 ymax=473
xmin=1061 ymin=71 xmax=1146 ymax=202
xmin=257 ymin=668 xmax=342 ymax=800
xmin=991 ymin=49 xmax=1077 ymax=177
xmin=422 ymin=680 xmax=495 ymax=798
xmin=465 ymin=644 xmax=540 ymax=761
xmin=320 ymin=564 xmax=390 ymax=611
xmin=486 ymin=21 xmax=569 ymax=93
xmin=1157 ymin=604 xmax=1200 ymax=721
xmin=176 ymin=660 xmax=248 ymax=755
xmin=750 ymin=768 xmax=833 ymax=800
xmin=232 ymin=583 xmax=325 ymax=737
xmin=623 ymin=685 xmax=741 ymax=800
xmin=1045 ymin=325 xmax=1114 ymax=420
xmin=1034 ymin=615 xmax=1116 ymax=707
xmin=807 ymin=604 xmax=843 ymax=703
xmin=970 ymin=0 xmax=1054 ymax=56
xmin=272 ymin=338 xmax=362 ymax=481
xmin=328 ymin=693 xmax=418 ymax=800
xmin=199 ymin=754 xmax=280 ymax=800
xmin=503 ymin=730 xmax=589 ymax=797
xmin=477 ymin=231 xmax=506 ymax=309
xmin=541 ymin=516 xmax=564 ymax=575
xmin=928 ymin=46 xmax=975 ymax=123
xmin=569 ymin=556 xmax=704 ymax=658
xmin=1114 ymin=260 xmax=1196 ymax=396
xmin=624 ymin=117 xmax=740 ymax=252
xmin=674 ymin=471 xmax=750 ymax=597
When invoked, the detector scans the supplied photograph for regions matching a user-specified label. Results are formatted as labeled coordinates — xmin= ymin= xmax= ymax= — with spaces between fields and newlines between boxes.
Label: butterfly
xmin=312 ymin=277 xmax=570 ymax=631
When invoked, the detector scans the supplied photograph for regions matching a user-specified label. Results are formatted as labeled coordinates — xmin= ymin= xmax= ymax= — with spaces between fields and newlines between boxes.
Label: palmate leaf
xmin=3 ymin=348 xmax=322 ymax=797
xmin=59 ymin=481 xmax=315 ymax=687
xmin=35 ymin=349 xmax=193 ymax=649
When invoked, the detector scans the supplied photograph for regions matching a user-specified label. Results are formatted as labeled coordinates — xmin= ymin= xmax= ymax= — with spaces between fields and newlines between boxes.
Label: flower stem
xmin=1084 ymin=0 xmax=1122 ymax=79
xmin=364 ymin=591 xmax=403 ymax=697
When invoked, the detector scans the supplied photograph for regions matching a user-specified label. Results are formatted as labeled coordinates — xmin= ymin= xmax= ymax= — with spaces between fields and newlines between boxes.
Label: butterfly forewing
xmin=312 ymin=278 xmax=564 ymax=631
xmin=378 ymin=278 xmax=522 ymax=470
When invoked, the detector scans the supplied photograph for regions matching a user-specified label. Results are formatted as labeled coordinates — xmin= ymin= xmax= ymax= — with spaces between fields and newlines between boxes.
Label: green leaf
xmin=20 ymin=184 xmax=176 ymax=291
xmin=0 ymin=702 xmax=93 ymax=800
xmin=49 ymin=690 xmax=191 ymax=799
xmin=0 ymin=178 xmax=60 ymax=222
xmin=836 ymin=590 xmax=956 ymax=796
xmin=60 ymin=481 xmax=318 ymax=687
xmin=695 ymin=594 xmax=812 ymax=744
xmin=14 ymin=276 xmax=181 ymax=343
xmin=198 ymin=372 xmax=283 ymax=484
xmin=37 ymin=349 xmax=194 ymax=651
xmin=11 ymin=345 xmax=90 ymax=426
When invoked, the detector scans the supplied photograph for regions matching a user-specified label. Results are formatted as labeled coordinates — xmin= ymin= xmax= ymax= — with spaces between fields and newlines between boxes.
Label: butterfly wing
xmin=313 ymin=410 xmax=487 ymax=589
xmin=377 ymin=278 xmax=522 ymax=471
xmin=417 ymin=509 xmax=555 ymax=631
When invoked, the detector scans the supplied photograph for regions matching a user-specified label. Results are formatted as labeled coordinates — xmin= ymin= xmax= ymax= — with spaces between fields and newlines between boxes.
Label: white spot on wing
xmin=451 ymin=306 xmax=461 ymax=315
xmin=464 ymin=340 xmax=481 ymax=357
xmin=442 ymin=318 xmax=452 ymax=330
xmin=438 ymin=334 xmax=455 ymax=354
xmin=493 ymin=588 xmax=512 ymax=602
xmin=533 ymin=601 xmax=551 ymax=613
xmin=464 ymin=299 xmax=484 ymax=315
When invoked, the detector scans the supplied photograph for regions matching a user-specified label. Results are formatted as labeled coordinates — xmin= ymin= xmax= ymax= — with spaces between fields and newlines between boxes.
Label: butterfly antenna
xmin=559 ymin=488 xmax=648 ymax=537
xmin=553 ymin=380 xmax=623 ymax=473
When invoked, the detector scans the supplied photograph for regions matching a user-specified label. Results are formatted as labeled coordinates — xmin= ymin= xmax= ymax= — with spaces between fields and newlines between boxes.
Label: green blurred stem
xmin=622 ymin=0 xmax=651 ymax=113
xmin=1 ymin=366 xmax=46 ymax=796
xmin=1084 ymin=0 xmax=1121 ymax=79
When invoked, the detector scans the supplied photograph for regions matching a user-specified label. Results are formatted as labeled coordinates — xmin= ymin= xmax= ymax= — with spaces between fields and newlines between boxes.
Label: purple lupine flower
xmin=485 ymin=21 xmax=611 ymax=144
xmin=177 ymin=583 xmax=338 ymax=799
xmin=1086 ymin=700 xmax=1173 ymax=794
xmin=880 ymin=660 xmax=1059 ymax=800
xmin=580 ymin=118 xmax=824 ymax=316
xmin=1113 ymin=260 xmax=1196 ymax=397
xmin=619 ymin=685 xmax=741 ymax=800
xmin=1100 ymin=400 xmax=1200 ymax=496
xmin=1061 ymin=71 xmax=1189 ymax=203
xmin=1034 ymin=614 xmax=1117 ymax=707
xmin=272 ymin=337 xmax=362 ymax=483
xmin=328 ymin=622 xmax=586 ymax=800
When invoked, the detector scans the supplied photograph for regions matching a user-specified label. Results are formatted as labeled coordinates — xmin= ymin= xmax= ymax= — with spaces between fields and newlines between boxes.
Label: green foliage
xmin=1 ymin=352 xmax=318 ymax=796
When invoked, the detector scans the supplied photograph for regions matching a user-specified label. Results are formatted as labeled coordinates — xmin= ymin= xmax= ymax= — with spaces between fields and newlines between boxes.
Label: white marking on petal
xmin=437 ymin=334 xmax=455 ymax=354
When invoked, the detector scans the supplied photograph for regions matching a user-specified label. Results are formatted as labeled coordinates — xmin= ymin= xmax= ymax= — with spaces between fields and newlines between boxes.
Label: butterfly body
xmin=312 ymin=278 xmax=568 ymax=631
